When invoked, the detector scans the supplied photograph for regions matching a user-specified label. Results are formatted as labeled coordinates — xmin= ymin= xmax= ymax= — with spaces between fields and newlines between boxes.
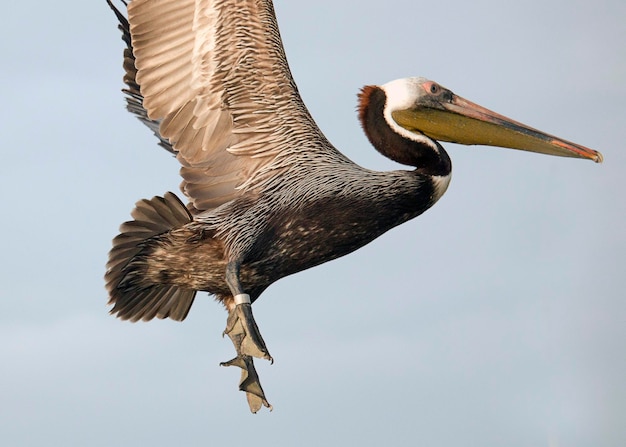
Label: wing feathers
xmin=116 ymin=0 xmax=337 ymax=212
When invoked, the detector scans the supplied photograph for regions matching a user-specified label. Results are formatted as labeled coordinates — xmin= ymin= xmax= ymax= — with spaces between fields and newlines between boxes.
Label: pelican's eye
xmin=423 ymin=81 xmax=453 ymax=102
xmin=422 ymin=81 xmax=442 ymax=96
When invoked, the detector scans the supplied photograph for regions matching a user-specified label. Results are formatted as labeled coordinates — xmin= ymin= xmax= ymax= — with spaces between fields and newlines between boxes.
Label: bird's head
xmin=359 ymin=77 xmax=603 ymax=165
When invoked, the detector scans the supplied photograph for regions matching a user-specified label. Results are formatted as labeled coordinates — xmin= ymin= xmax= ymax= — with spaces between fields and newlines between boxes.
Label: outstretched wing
xmin=110 ymin=0 xmax=339 ymax=213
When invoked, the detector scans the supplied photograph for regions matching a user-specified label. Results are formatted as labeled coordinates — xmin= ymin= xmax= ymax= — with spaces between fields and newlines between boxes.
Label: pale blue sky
xmin=1 ymin=1 xmax=624 ymax=446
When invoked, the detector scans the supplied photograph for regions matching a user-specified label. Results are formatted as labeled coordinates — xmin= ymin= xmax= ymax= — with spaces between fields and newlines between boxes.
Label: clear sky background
xmin=1 ymin=1 xmax=624 ymax=446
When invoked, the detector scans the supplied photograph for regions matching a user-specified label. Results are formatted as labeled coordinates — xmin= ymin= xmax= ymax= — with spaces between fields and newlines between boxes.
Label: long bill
xmin=392 ymin=94 xmax=603 ymax=163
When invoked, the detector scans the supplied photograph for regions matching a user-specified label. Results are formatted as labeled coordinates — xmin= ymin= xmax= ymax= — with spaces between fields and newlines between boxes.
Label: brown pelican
xmin=105 ymin=0 xmax=602 ymax=412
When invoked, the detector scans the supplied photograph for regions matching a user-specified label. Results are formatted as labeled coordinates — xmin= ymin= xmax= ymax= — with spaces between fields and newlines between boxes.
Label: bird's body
xmin=135 ymin=164 xmax=438 ymax=299
xmin=105 ymin=0 xmax=601 ymax=411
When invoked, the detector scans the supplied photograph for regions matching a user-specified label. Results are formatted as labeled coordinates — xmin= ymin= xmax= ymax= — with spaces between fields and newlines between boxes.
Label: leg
xmin=223 ymin=261 xmax=272 ymax=361
xmin=220 ymin=261 xmax=273 ymax=412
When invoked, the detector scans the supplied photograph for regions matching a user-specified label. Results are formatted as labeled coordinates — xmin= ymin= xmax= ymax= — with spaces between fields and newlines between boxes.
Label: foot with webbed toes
xmin=221 ymin=294 xmax=273 ymax=412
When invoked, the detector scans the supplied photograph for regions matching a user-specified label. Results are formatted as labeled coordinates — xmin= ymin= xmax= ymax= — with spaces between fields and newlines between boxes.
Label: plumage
xmin=105 ymin=0 xmax=602 ymax=412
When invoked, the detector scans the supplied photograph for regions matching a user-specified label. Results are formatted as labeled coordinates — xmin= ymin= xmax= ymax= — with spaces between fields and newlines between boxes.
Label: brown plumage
xmin=105 ymin=0 xmax=601 ymax=412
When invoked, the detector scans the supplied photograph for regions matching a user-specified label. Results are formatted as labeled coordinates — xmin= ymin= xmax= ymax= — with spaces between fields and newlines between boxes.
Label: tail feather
xmin=106 ymin=192 xmax=197 ymax=322
xmin=141 ymin=286 xmax=178 ymax=321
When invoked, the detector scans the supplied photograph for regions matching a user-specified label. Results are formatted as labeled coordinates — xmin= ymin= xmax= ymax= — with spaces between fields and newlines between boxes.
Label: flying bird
xmin=105 ymin=0 xmax=602 ymax=412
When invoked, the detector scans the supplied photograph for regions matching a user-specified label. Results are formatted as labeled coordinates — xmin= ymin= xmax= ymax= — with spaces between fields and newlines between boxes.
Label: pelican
xmin=105 ymin=0 xmax=602 ymax=412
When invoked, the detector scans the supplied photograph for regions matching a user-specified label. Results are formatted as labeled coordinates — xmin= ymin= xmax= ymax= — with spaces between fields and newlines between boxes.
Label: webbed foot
xmin=221 ymin=296 xmax=273 ymax=412
xmin=223 ymin=301 xmax=273 ymax=362
xmin=220 ymin=355 xmax=272 ymax=413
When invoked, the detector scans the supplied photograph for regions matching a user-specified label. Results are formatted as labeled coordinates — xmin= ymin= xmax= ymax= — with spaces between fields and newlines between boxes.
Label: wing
xmin=110 ymin=0 xmax=339 ymax=213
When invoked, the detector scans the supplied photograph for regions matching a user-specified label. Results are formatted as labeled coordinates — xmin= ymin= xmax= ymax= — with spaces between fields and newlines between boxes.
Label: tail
xmin=106 ymin=192 xmax=197 ymax=322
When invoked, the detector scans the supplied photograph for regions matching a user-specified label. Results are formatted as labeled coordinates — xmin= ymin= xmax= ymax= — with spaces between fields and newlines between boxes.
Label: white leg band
xmin=234 ymin=293 xmax=251 ymax=305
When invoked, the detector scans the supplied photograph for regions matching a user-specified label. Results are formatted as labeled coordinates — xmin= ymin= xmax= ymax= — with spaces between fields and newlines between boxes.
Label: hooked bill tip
xmin=594 ymin=152 xmax=604 ymax=163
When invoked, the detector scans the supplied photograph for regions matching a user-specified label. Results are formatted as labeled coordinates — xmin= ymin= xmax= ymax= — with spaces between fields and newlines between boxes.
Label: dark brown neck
xmin=358 ymin=86 xmax=452 ymax=177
